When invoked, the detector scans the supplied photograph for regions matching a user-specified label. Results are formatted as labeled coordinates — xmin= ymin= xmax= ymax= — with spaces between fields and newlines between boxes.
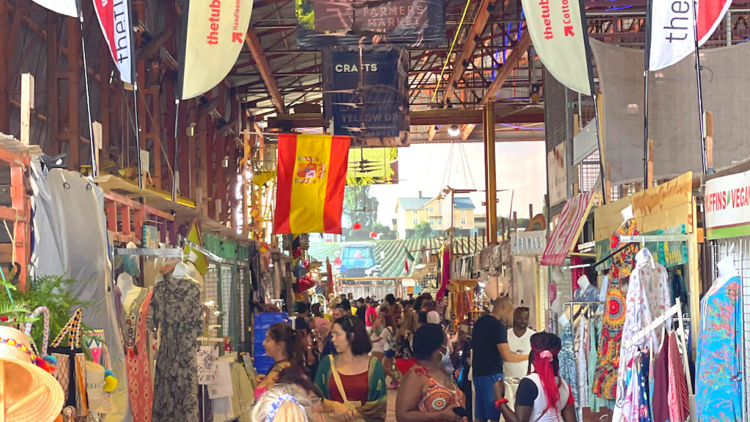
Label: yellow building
xmin=395 ymin=192 xmax=476 ymax=239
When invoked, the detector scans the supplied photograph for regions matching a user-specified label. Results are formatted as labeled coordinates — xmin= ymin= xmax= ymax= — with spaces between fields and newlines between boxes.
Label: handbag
xmin=24 ymin=306 xmax=51 ymax=357
xmin=48 ymin=308 xmax=88 ymax=416
xmin=329 ymin=355 xmax=368 ymax=422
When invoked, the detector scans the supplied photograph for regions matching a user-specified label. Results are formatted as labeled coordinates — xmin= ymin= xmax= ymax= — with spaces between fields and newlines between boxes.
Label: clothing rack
xmin=562 ymin=301 xmax=604 ymax=329
xmin=623 ymin=297 xmax=693 ymax=395
xmin=565 ymin=234 xmax=689 ymax=270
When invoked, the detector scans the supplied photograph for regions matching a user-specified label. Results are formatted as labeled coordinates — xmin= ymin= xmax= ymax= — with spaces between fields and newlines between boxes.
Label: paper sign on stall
xmin=197 ymin=346 xmax=219 ymax=385
xmin=207 ymin=361 xmax=233 ymax=398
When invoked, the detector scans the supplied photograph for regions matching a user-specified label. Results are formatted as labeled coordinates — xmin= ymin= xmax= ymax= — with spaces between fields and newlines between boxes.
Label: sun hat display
xmin=85 ymin=361 xmax=117 ymax=414
xmin=0 ymin=326 xmax=64 ymax=422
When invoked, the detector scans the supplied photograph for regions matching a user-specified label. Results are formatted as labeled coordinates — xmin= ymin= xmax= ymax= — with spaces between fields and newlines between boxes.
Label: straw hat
xmin=0 ymin=326 xmax=64 ymax=422
xmin=86 ymin=362 xmax=117 ymax=414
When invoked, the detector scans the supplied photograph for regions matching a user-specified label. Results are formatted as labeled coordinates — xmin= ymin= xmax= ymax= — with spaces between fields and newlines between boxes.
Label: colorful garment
xmin=696 ymin=276 xmax=743 ymax=422
xmin=413 ymin=365 xmax=467 ymax=422
xmin=122 ymin=288 xmax=154 ymax=422
xmin=576 ymin=317 xmax=589 ymax=411
xmin=615 ymin=249 xmax=670 ymax=415
xmin=314 ymin=354 xmax=387 ymax=422
xmin=667 ymin=333 xmax=689 ymax=422
xmin=559 ymin=322 xmax=578 ymax=409
xmin=594 ymin=219 xmax=639 ymax=400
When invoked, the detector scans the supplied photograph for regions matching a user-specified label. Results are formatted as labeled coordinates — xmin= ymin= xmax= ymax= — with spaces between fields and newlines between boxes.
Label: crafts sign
xmin=323 ymin=48 xmax=409 ymax=146
xmin=511 ymin=231 xmax=547 ymax=256
xmin=705 ymin=170 xmax=750 ymax=239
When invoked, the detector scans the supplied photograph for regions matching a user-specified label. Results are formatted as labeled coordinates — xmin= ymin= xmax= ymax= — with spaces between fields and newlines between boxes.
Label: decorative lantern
xmin=353 ymin=222 xmax=362 ymax=230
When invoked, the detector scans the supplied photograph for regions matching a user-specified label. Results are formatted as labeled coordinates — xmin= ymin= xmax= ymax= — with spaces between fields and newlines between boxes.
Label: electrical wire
xmin=431 ymin=0 xmax=473 ymax=103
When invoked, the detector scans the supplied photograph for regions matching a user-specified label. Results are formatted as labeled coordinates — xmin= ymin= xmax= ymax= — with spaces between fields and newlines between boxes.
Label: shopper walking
xmin=256 ymin=323 xmax=307 ymax=399
xmin=395 ymin=323 xmax=466 ymax=422
xmin=505 ymin=307 xmax=535 ymax=380
xmin=472 ymin=297 xmax=528 ymax=422
xmin=395 ymin=308 xmax=419 ymax=378
xmin=366 ymin=300 xmax=379 ymax=332
xmin=492 ymin=332 xmax=577 ymax=422
xmin=372 ymin=312 xmax=398 ymax=389
xmin=252 ymin=384 xmax=315 ymax=422
xmin=314 ymin=315 xmax=387 ymax=422
xmin=356 ymin=298 xmax=367 ymax=323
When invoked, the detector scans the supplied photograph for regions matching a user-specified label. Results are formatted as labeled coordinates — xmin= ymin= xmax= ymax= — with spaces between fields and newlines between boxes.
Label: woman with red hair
xmin=493 ymin=332 xmax=577 ymax=422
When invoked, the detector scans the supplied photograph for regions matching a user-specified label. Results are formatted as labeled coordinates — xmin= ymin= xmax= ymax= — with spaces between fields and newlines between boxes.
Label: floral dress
xmin=696 ymin=276 xmax=743 ymax=421
xmin=593 ymin=218 xmax=639 ymax=400
xmin=148 ymin=276 xmax=203 ymax=422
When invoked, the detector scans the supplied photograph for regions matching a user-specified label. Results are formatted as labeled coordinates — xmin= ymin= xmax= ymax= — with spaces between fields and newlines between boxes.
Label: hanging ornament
xmin=370 ymin=231 xmax=377 ymax=238
xmin=353 ymin=222 xmax=362 ymax=230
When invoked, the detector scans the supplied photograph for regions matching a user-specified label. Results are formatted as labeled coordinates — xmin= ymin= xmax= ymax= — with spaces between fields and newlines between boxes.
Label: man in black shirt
xmin=294 ymin=302 xmax=310 ymax=335
xmin=356 ymin=298 xmax=367 ymax=323
xmin=471 ymin=296 xmax=528 ymax=422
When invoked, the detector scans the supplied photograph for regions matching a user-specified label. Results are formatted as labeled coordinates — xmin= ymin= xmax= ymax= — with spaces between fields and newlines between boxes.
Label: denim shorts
xmin=473 ymin=373 xmax=504 ymax=421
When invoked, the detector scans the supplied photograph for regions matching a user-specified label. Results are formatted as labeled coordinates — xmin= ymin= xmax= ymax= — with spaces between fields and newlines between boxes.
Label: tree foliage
xmin=343 ymin=186 xmax=379 ymax=231
xmin=413 ymin=221 xmax=433 ymax=239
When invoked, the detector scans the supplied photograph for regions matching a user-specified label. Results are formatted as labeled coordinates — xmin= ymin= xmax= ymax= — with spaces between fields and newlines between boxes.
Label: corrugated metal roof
xmin=454 ymin=197 xmax=475 ymax=209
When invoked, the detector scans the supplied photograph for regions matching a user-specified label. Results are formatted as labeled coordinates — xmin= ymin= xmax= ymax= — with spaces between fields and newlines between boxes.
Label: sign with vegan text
xmin=93 ymin=0 xmax=134 ymax=84
xmin=511 ymin=231 xmax=548 ymax=256
xmin=705 ymin=170 xmax=750 ymax=239
xmin=178 ymin=0 xmax=254 ymax=99
xmin=296 ymin=0 xmax=446 ymax=48
xmin=323 ymin=48 xmax=409 ymax=146
xmin=548 ymin=142 xmax=567 ymax=207
xmin=521 ymin=0 xmax=592 ymax=94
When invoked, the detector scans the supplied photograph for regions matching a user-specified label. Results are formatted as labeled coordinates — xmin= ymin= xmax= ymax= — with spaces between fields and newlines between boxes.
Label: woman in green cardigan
xmin=314 ymin=315 xmax=387 ymax=422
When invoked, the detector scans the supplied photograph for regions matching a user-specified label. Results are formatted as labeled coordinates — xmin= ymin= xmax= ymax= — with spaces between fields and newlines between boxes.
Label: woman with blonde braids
xmin=493 ymin=332 xmax=577 ymax=422
xmin=252 ymin=384 xmax=314 ymax=422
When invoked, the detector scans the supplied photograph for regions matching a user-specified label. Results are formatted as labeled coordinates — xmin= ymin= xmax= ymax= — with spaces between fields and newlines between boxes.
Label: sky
xmin=370 ymin=141 xmax=548 ymax=226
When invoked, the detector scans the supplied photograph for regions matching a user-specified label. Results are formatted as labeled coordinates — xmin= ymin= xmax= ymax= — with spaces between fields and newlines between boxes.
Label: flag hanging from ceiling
xmin=520 ymin=0 xmax=592 ymax=94
xmin=30 ymin=0 xmax=77 ymax=17
xmin=648 ymin=0 xmax=696 ymax=71
xmin=404 ymin=247 xmax=415 ymax=274
xmin=92 ymin=0 xmax=134 ymax=84
xmin=697 ymin=0 xmax=733 ymax=45
xmin=178 ymin=0 xmax=254 ymax=100
xmin=274 ymin=134 xmax=351 ymax=234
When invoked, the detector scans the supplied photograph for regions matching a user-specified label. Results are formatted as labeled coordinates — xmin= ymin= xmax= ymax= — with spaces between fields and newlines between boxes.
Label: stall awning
xmin=540 ymin=191 xmax=595 ymax=266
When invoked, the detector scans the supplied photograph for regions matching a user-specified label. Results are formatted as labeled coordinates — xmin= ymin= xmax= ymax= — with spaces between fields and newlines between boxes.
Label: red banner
xmin=697 ymin=0 xmax=733 ymax=45
xmin=92 ymin=0 xmax=134 ymax=84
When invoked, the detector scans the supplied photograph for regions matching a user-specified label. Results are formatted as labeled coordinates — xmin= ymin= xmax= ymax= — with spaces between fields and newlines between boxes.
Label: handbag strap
xmin=329 ymin=355 xmax=349 ymax=403
xmin=51 ymin=309 xmax=83 ymax=349
xmin=101 ymin=344 xmax=112 ymax=370
xmin=24 ymin=306 xmax=50 ymax=356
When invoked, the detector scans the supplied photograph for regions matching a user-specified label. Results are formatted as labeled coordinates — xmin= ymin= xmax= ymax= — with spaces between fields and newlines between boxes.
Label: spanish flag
xmin=274 ymin=134 xmax=350 ymax=234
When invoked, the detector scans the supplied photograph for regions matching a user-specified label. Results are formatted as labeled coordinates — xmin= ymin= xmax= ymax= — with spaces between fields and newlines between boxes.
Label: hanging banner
xmin=274 ymin=134 xmax=351 ymax=234
xmin=540 ymin=191 xmax=594 ymax=267
xmin=705 ymin=170 xmax=750 ymax=239
xmin=648 ymin=0 xmax=696 ymax=71
xmin=92 ymin=0 xmax=134 ymax=84
xmin=178 ymin=0 xmax=254 ymax=100
xmin=520 ymin=0 xmax=591 ymax=94
xmin=511 ymin=231 xmax=548 ymax=256
xmin=30 ymin=0 xmax=77 ymax=17
xmin=697 ymin=0 xmax=733 ymax=45
xmin=322 ymin=48 xmax=410 ymax=146
xmin=296 ymin=0 xmax=446 ymax=48
xmin=547 ymin=142 xmax=567 ymax=207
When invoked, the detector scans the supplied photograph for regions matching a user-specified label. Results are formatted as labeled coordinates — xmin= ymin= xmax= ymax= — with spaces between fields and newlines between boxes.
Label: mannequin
xmin=621 ymin=205 xmax=634 ymax=221
xmin=119 ymin=272 xmax=147 ymax=311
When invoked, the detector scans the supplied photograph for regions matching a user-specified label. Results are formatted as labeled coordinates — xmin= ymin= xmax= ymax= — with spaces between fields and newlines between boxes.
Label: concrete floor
xmin=385 ymin=389 xmax=398 ymax=422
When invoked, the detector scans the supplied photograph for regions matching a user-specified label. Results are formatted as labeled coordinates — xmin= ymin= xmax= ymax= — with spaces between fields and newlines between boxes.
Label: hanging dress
xmin=696 ymin=275 xmax=742 ymax=422
xmin=593 ymin=218 xmax=639 ymax=400
xmin=122 ymin=288 xmax=154 ymax=422
xmin=148 ymin=276 xmax=203 ymax=422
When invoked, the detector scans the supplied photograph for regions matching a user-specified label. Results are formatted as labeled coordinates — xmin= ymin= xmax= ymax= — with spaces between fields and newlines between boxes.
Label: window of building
xmin=430 ymin=218 xmax=435 ymax=225
xmin=413 ymin=219 xmax=418 ymax=225
xmin=438 ymin=218 xmax=443 ymax=225
xmin=461 ymin=218 xmax=466 ymax=225
xmin=429 ymin=206 xmax=434 ymax=212
xmin=461 ymin=209 xmax=466 ymax=213
xmin=412 ymin=210 xmax=418 ymax=214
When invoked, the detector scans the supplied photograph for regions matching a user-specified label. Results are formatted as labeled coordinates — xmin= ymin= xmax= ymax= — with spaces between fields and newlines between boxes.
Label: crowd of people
xmin=250 ymin=293 xmax=577 ymax=422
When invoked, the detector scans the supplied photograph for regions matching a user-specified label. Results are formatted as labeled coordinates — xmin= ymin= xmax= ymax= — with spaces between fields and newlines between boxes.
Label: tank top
xmin=523 ymin=373 xmax=572 ymax=422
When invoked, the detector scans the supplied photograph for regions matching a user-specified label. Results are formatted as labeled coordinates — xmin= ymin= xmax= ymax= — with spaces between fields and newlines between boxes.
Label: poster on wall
xmin=322 ymin=48 xmax=410 ymax=146
xmin=705 ymin=170 xmax=750 ymax=239
xmin=296 ymin=0 xmax=446 ymax=48
xmin=547 ymin=142 xmax=567 ymax=206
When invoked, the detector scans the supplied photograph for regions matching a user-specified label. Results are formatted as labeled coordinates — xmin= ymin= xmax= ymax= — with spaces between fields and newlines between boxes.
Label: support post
xmin=705 ymin=111 xmax=713 ymax=172
xmin=484 ymin=101 xmax=498 ymax=244
xmin=66 ymin=17 xmax=81 ymax=171
xmin=646 ymin=140 xmax=654 ymax=188
xmin=46 ymin=13 xmax=59 ymax=155
xmin=20 ymin=74 xmax=34 ymax=146
xmin=0 ymin=0 xmax=8 ymax=134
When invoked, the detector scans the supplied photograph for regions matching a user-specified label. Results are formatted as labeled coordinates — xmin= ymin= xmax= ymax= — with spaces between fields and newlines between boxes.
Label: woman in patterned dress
xmin=395 ymin=323 xmax=466 ymax=422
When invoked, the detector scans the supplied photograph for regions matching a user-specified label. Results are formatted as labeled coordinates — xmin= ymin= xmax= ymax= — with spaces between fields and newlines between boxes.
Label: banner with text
xmin=648 ymin=0 xmax=696 ymax=71
xmin=322 ymin=48 xmax=409 ymax=146
xmin=511 ymin=231 xmax=548 ymax=256
xmin=31 ymin=0 xmax=77 ymax=17
xmin=179 ymin=0 xmax=253 ymax=99
xmin=705 ymin=170 xmax=750 ymax=239
xmin=521 ymin=0 xmax=591 ymax=94
xmin=93 ymin=0 xmax=134 ymax=84
xmin=297 ymin=0 xmax=446 ymax=48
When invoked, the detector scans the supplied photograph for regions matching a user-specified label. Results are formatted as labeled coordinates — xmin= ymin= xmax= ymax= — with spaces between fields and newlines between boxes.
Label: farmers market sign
xmin=706 ymin=170 xmax=750 ymax=239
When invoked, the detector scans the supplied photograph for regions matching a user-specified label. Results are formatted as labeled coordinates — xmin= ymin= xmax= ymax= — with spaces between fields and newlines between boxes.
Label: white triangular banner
xmin=30 ymin=0 xmax=78 ymax=17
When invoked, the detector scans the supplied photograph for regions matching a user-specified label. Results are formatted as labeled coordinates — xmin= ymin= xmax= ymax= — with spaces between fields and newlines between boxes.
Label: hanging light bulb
xmin=448 ymin=124 xmax=460 ymax=137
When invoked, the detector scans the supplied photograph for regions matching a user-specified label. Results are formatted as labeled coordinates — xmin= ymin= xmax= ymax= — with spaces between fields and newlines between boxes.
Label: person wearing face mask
xmin=396 ymin=323 xmax=466 ymax=422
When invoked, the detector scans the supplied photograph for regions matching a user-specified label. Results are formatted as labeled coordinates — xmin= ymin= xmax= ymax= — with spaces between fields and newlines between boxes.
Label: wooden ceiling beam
xmin=245 ymin=27 xmax=286 ymax=113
